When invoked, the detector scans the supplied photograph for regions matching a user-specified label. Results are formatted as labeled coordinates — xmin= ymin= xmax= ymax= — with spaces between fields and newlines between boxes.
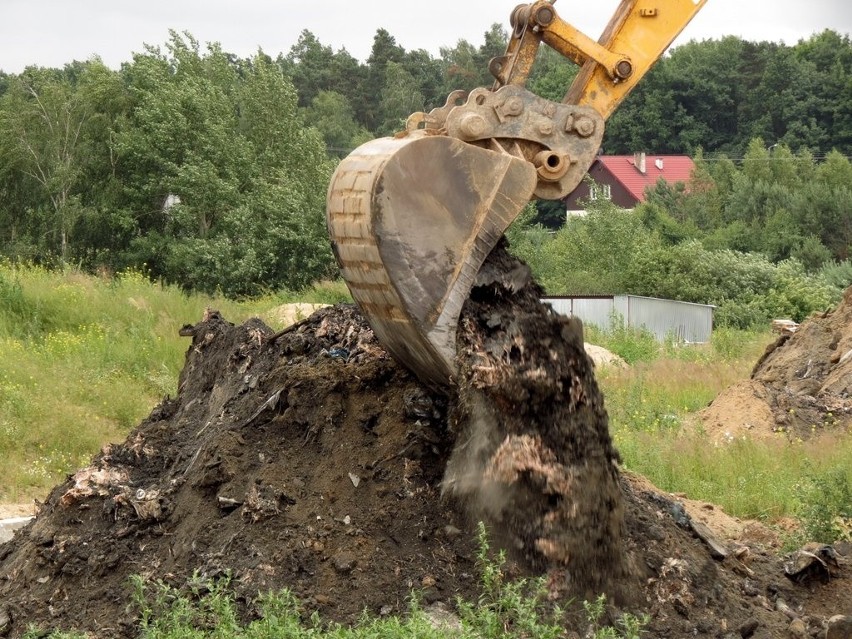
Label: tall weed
xmin=599 ymin=327 xmax=852 ymax=534
xmin=793 ymin=463 xmax=852 ymax=544
xmin=614 ymin=428 xmax=852 ymax=529
xmin=584 ymin=313 xmax=659 ymax=364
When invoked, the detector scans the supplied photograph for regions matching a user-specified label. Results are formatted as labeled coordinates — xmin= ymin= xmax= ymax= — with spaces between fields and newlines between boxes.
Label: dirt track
xmin=0 ymin=250 xmax=849 ymax=638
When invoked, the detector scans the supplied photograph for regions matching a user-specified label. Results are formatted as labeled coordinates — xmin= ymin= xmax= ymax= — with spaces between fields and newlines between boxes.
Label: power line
xmin=698 ymin=155 xmax=852 ymax=162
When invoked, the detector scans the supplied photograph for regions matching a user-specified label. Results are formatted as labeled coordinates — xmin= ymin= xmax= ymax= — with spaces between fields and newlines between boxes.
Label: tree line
xmin=0 ymin=25 xmax=849 ymax=308
xmin=508 ymin=139 xmax=851 ymax=327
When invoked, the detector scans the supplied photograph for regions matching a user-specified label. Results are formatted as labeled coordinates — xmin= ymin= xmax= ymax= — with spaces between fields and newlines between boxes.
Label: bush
xmin=794 ymin=466 xmax=852 ymax=544
xmin=584 ymin=312 xmax=659 ymax=365
xmin=710 ymin=327 xmax=759 ymax=361
xmin=819 ymin=259 xmax=852 ymax=290
xmin=510 ymin=211 xmax=843 ymax=330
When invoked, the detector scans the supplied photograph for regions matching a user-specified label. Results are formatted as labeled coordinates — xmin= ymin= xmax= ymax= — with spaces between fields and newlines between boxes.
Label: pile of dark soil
xmin=701 ymin=287 xmax=852 ymax=443
xmin=0 ymin=248 xmax=849 ymax=638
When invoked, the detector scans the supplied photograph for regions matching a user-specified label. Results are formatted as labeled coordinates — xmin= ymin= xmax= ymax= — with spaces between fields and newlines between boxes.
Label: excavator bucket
xmin=327 ymin=131 xmax=537 ymax=387
xmin=327 ymin=1 xmax=707 ymax=388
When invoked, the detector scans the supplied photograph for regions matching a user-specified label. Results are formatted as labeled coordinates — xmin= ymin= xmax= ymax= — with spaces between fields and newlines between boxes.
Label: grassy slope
xmin=0 ymin=263 xmax=346 ymax=501
xmin=0 ymin=263 xmax=849 ymax=542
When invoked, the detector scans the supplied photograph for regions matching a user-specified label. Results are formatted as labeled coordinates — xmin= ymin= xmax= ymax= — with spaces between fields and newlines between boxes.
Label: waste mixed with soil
xmin=0 ymin=246 xmax=849 ymax=638
xmin=700 ymin=286 xmax=852 ymax=444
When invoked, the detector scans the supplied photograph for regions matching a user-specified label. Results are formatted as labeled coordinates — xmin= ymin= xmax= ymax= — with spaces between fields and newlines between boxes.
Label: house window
xmin=589 ymin=183 xmax=611 ymax=200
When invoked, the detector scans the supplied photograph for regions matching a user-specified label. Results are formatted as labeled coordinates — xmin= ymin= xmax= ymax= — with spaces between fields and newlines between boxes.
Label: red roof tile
xmin=597 ymin=155 xmax=695 ymax=202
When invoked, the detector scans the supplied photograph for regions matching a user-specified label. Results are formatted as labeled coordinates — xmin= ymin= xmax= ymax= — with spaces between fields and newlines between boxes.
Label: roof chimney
xmin=655 ymin=158 xmax=664 ymax=170
xmin=634 ymin=152 xmax=646 ymax=174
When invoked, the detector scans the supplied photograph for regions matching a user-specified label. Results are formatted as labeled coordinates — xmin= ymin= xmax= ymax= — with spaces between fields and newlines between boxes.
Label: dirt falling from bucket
xmin=444 ymin=240 xmax=630 ymax=598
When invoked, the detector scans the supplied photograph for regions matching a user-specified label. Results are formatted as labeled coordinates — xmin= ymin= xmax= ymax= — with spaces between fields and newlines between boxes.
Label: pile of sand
xmin=700 ymin=287 xmax=852 ymax=444
xmin=265 ymin=303 xmax=330 ymax=328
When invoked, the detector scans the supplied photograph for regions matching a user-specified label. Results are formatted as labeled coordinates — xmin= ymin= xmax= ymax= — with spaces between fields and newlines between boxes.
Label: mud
xmin=0 ymin=251 xmax=849 ymax=638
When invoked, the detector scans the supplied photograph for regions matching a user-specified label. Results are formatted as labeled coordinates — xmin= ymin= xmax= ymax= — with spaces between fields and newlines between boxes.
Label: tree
xmin=602 ymin=32 xmax=851 ymax=157
xmin=439 ymin=38 xmax=484 ymax=94
xmin=284 ymin=30 xmax=337 ymax=108
xmin=792 ymin=30 xmax=852 ymax=154
xmin=283 ymin=30 xmax=364 ymax=113
xmin=401 ymin=48 xmax=445 ymax=111
xmin=528 ymin=45 xmax=579 ymax=102
xmin=532 ymin=199 xmax=567 ymax=230
xmin=303 ymin=90 xmax=371 ymax=156
xmin=67 ymin=60 xmax=136 ymax=264
xmin=378 ymin=61 xmax=424 ymax=135
xmin=480 ymin=23 xmax=509 ymax=62
xmin=363 ymin=29 xmax=405 ymax=131
xmin=116 ymin=32 xmax=251 ymax=244
xmin=113 ymin=33 xmax=335 ymax=295
xmin=0 ymin=66 xmax=96 ymax=261
xmin=237 ymin=54 xmax=335 ymax=290
xmin=533 ymin=200 xmax=659 ymax=294
xmin=438 ymin=23 xmax=508 ymax=97
xmin=793 ymin=151 xmax=852 ymax=261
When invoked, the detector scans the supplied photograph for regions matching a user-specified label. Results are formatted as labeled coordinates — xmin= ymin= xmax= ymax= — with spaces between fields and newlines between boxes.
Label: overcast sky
xmin=1 ymin=0 xmax=850 ymax=74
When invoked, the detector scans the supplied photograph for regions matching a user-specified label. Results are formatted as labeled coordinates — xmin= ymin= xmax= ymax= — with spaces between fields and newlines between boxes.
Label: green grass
xmin=3 ymin=262 xmax=849 ymax=541
xmin=0 ymin=261 xmax=349 ymax=502
xmin=616 ymin=432 xmax=846 ymax=518
xmin=592 ymin=324 xmax=852 ymax=539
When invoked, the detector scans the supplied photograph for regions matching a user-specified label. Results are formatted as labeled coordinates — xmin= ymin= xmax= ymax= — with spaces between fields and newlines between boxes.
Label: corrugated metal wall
xmin=542 ymin=295 xmax=714 ymax=343
xmin=545 ymin=297 xmax=615 ymax=328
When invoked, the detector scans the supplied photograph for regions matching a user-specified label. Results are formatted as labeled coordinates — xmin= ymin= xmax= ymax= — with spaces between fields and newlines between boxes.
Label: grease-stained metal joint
xmin=533 ymin=4 xmax=555 ymax=27
xmin=503 ymin=96 xmax=525 ymax=117
xmin=510 ymin=5 xmax=530 ymax=37
xmin=489 ymin=56 xmax=507 ymax=80
xmin=534 ymin=150 xmax=571 ymax=182
xmin=615 ymin=59 xmax=633 ymax=79
xmin=458 ymin=113 xmax=488 ymax=140
xmin=443 ymin=84 xmax=605 ymax=199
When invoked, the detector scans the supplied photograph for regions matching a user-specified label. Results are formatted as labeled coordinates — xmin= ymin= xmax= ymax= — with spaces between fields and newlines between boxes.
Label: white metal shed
xmin=542 ymin=294 xmax=715 ymax=343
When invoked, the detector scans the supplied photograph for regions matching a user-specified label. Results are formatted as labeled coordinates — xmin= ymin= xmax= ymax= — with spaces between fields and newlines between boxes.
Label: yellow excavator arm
xmin=326 ymin=0 xmax=706 ymax=387
xmin=497 ymin=0 xmax=707 ymax=118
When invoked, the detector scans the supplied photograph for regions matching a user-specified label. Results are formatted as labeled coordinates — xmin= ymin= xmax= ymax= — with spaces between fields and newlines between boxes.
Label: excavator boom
xmin=327 ymin=0 xmax=706 ymax=386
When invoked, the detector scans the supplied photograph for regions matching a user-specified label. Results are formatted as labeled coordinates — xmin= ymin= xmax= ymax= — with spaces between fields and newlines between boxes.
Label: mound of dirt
xmin=700 ymin=286 xmax=852 ymax=443
xmin=0 ymin=250 xmax=849 ymax=638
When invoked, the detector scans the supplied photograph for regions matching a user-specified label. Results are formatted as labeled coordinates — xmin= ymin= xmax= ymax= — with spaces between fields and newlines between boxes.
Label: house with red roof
xmin=563 ymin=153 xmax=695 ymax=212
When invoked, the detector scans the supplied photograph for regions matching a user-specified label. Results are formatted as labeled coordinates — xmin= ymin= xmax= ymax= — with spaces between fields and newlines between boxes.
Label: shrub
xmin=794 ymin=466 xmax=852 ymax=544
xmin=510 ymin=212 xmax=843 ymax=330
xmin=585 ymin=312 xmax=659 ymax=365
